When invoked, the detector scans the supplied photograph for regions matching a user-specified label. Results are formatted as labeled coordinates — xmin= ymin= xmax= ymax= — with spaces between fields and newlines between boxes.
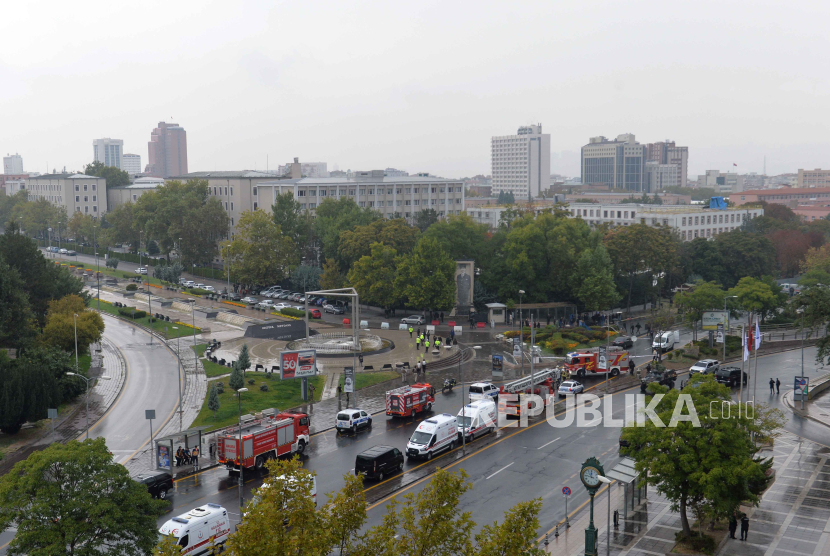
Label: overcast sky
xmin=3 ymin=0 xmax=828 ymax=179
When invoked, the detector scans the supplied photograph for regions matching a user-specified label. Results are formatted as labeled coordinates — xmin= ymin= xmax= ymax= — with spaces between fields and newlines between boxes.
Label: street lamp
xmin=597 ymin=475 xmax=613 ymax=556
xmin=57 ymin=221 xmax=62 ymax=253
xmin=237 ymin=387 xmax=249 ymax=518
xmin=48 ymin=227 xmax=52 ymax=257
xmin=518 ymin=290 xmax=525 ymax=377
xmin=797 ymin=307 xmax=805 ymax=410
xmin=459 ymin=345 xmax=482 ymax=453
xmin=67 ymin=372 xmax=111 ymax=439
xmin=724 ymin=296 xmax=738 ymax=363
xmin=173 ymin=327 xmax=183 ymax=430
xmin=73 ymin=313 xmax=79 ymax=375
xmin=93 ymin=226 xmax=100 ymax=311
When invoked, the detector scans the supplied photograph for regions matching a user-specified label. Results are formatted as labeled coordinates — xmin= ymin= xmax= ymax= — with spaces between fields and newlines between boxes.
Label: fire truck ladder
xmin=502 ymin=367 xmax=561 ymax=394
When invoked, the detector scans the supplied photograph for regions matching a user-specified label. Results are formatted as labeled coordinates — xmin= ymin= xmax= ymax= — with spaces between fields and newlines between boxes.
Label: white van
xmin=457 ymin=400 xmax=497 ymax=442
xmin=158 ymin=503 xmax=230 ymax=555
xmin=468 ymin=382 xmax=499 ymax=403
xmin=406 ymin=413 xmax=458 ymax=460
xmin=248 ymin=474 xmax=318 ymax=515
xmin=652 ymin=330 xmax=680 ymax=352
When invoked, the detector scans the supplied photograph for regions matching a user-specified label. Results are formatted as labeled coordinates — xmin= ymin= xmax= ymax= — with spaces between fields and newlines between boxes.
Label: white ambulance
xmin=158 ymin=503 xmax=230 ymax=555
xmin=457 ymin=399 xmax=497 ymax=442
xmin=406 ymin=413 xmax=458 ymax=460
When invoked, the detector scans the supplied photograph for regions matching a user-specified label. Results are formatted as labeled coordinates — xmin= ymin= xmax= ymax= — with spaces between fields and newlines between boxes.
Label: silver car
xmin=400 ymin=315 xmax=426 ymax=325
xmin=690 ymin=359 xmax=719 ymax=374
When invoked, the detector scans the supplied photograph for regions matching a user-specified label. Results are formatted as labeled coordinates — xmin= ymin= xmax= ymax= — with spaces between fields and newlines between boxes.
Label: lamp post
xmin=93 ymin=226 xmax=100 ymax=311
xmin=139 ymin=230 xmax=143 ymax=271
xmin=723 ymin=295 xmax=738 ymax=363
xmin=67 ymin=372 xmax=111 ymax=439
xmin=237 ymin=387 xmax=249 ymax=519
xmin=48 ymin=226 xmax=52 ymax=257
xmin=173 ymin=326 xmax=183 ymax=430
xmin=459 ymin=345 xmax=482 ymax=452
xmin=598 ymin=475 xmax=613 ymax=556
xmin=57 ymin=221 xmax=62 ymax=253
xmin=519 ymin=290 xmax=525 ymax=377
xmin=73 ymin=313 xmax=79 ymax=374
xmin=798 ymin=307 xmax=805 ymax=409
xmin=225 ymin=240 xmax=231 ymax=298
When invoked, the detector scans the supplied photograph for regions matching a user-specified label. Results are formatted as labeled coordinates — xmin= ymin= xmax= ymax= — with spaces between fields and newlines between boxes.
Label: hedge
xmin=117 ymin=308 xmax=147 ymax=319
xmin=125 ymin=284 xmax=138 ymax=291
xmin=280 ymin=307 xmax=306 ymax=318
xmin=186 ymin=288 xmax=213 ymax=296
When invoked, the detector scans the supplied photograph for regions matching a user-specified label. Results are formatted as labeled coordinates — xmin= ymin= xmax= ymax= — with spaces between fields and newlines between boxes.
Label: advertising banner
xmin=794 ymin=377 xmax=809 ymax=400
xmin=157 ymin=444 xmax=170 ymax=470
xmin=716 ymin=323 xmax=724 ymax=344
xmin=702 ymin=311 xmax=729 ymax=331
xmin=512 ymin=337 xmax=522 ymax=357
xmin=344 ymin=366 xmax=355 ymax=393
xmin=280 ymin=350 xmax=318 ymax=379
xmin=492 ymin=354 xmax=503 ymax=376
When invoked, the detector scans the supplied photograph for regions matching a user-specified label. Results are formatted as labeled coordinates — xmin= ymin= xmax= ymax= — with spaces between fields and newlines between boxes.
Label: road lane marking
xmin=537 ymin=437 xmax=561 ymax=450
xmin=486 ymin=462 xmax=514 ymax=480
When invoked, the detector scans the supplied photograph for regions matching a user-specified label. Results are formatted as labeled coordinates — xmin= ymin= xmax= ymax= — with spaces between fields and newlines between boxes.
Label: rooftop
xmin=28 ymin=173 xmax=98 ymax=180
xmin=173 ymin=171 xmax=284 ymax=179
xmin=258 ymin=175 xmax=462 ymax=186
xmin=740 ymin=187 xmax=830 ymax=196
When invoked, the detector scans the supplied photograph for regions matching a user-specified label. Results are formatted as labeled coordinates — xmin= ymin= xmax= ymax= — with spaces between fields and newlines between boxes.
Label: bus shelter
xmin=605 ymin=456 xmax=645 ymax=520
xmin=154 ymin=426 xmax=210 ymax=472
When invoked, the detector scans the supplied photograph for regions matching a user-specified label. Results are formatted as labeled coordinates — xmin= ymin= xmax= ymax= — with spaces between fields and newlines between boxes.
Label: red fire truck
xmin=217 ymin=410 xmax=311 ymax=472
xmin=497 ymin=367 xmax=563 ymax=418
xmin=564 ymin=347 xmax=629 ymax=379
xmin=385 ymin=383 xmax=435 ymax=418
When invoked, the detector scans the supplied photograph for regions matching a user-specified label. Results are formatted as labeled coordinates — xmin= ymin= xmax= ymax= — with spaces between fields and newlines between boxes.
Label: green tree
xmin=320 ymin=473 xmax=367 ymax=555
xmin=319 ymin=257 xmax=345 ymax=290
xmin=395 ymin=237 xmax=456 ymax=311
xmin=621 ymin=376 xmax=783 ymax=536
xmin=349 ymin=243 xmax=400 ymax=309
xmin=229 ymin=361 xmax=244 ymax=391
xmin=0 ymin=190 xmax=29 ymax=228
xmin=40 ymin=295 xmax=105 ymax=354
xmin=338 ymin=219 xmax=419 ymax=269
xmin=314 ymin=198 xmax=381 ymax=262
xmin=155 ymin=261 xmax=184 ymax=285
xmin=713 ymin=230 xmax=776 ymax=288
xmin=0 ymin=438 xmax=166 ymax=555
xmin=105 ymin=257 xmax=120 ymax=269
xmin=100 ymin=202 xmax=139 ymax=248
xmin=290 ymin=264 xmax=322 ymax=292
xmin=237 ymin=344 xmax=251 ymax=374
xmin=84 ymin=161 xmax=131 ymax=187
xmin=12 ymin=197 xmax=66 ymax=240
xmin=272 ymin=192 xmax=312 ymax=259
xmin=0 ymin=253 xmax=35 ymax=348
xmin=227 ymin=210 xmax=296 ymax=287
xmin=674 ymin=281 xmax=725 ymax=341
xmin=207 ymin=382 xmax=220 ymax=420
xmin=727 ymin=276 xmax=783 ymax=322
xmin=422 ymin=213 xmax=489 ymax=263
xmin=680 ymin=237 xmax=726 ymax=285
xmin=574 ymin=245 xmax=620 ymax=312
xmin=475 ymin=499 xmax=545 ymax=556
xmin=412 ymin=208 xmax=439 ymax=233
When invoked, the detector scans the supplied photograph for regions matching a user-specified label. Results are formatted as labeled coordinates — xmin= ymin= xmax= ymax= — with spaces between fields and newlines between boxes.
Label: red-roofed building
xmin=732 ymin=188 xmax=830 ymax=207
xmin=793 ymin=206 xmax=830 ymax=222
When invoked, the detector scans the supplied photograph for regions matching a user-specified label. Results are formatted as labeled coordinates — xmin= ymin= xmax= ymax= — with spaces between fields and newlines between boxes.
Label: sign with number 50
xmin=280 ymin=350 xmax=317 ymax=379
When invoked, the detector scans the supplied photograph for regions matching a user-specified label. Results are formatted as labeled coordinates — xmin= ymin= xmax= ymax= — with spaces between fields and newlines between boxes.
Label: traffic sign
xmin=562 ymin=486 xmax=571 ymax=496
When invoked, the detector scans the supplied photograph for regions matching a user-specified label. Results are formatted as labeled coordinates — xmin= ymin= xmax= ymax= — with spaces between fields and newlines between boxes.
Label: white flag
xmin=743 ymin=329 xmax=749 ymax=361
xmin=755 ymin=320 xmax=762 ymax=350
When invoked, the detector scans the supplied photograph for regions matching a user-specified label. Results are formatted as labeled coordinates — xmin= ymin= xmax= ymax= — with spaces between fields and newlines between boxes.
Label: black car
xmin=640 ymin=369 xmax=677 ymax=393
xmin=324 ymin=304 xmax=345 ymax=315
xmin=226 ymin=292 xmax=242 ymax=301
xmin=355 ymin=445 xmax=404 ymax=481
xmin=134 ymin=471 xmax=174 ymax=500
xmin=715 ymin=366 xmax=748 ymax=387
xmin=612 ymin=336 xmax=634 ymax=349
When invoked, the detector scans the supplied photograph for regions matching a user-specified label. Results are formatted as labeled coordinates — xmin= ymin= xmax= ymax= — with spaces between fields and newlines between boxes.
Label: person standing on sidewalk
xmin=769 ymin=378 xmax=775 ymax=394
xmin=191 ymin=446 xmax=199 ymax=468
xmin=776 ymin=378 xmax=781 ymax=394
xmin=740 ymin=514 xmax=749 ymax=541
xmin=409 ymin=326 xmax=413 ymax=338
xmin=416 ymin=336 xmax=421 ymax=351
xmin=728 ymin=514 xmax=738 ymax=539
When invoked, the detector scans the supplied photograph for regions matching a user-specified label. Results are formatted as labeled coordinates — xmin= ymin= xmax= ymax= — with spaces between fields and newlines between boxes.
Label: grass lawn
xmin=59 ymin=259 xmax=169 ymax=287
xmin=96 ymin=300 xmax=199 ymax=339
xmin=193 ymin=344 xmax=232 ymax=379
xmin=192 ymin=374 xmax=326 ymax=430
xmin=339 ymin=371 xmax=399 ymax=390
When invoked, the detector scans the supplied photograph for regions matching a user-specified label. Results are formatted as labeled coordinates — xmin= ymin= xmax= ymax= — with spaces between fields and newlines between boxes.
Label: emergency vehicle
xmin=564 ymin=346 xmax=629 ymax=379
xmin=158 ymin=503 xmax=230 ymax=555
xmin=217 ymin=410 xmax=310 ymax=473
xmin=457 ymin=399 xmax=497 ymax=441
xmin=406 ymin=413 xmax=458 ymax=460
xmin=497 ymin=367 xmax=563 ymax=418
xmin=385 ymin=383 xmax=435 ymax=418
xmin=468 ymin=382 xmax=499 ymax=403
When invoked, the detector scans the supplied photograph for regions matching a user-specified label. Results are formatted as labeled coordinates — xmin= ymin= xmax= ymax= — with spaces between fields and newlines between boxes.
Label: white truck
xmin=406 ymin=413 xmax=458 ymax=460
xmin=652 ymin=330 xmax=680 ymax=353
xmin=457 ymin=400 xmax=497 ymax=442
xmin=158 ymin=503 xmax=230 ymax=555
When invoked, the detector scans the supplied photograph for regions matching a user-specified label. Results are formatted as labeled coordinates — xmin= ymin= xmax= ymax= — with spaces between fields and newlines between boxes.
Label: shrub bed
xmin=117 ymin=308 xmax=147 ymax=319
xmin=125 ymin=284 xmax=138 ymax=291
xmin=280 ymin=307 xmax=306 ymax=318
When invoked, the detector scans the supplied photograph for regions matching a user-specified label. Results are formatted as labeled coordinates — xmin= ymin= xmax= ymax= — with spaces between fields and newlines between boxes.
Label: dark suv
xmin=715 ymin=366 xmax=748 ymax=387
xmin=355 ymin=445 xmax=404 ymax=481
xmin=640 ymin=369 xmax=677 ymax=393
xmin=134 ymin=471 xmax=174 ymax=500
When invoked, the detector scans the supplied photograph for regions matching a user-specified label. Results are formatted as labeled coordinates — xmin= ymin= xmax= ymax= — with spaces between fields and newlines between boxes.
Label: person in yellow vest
xmin=416 ymin=336 xmax=420 ymax=350
xmin=408 ymin=326 xmax=413 ymax=338
xmin=435 ymin=338 xmax=441 ymax=350
xmin=425 ymin=339 xmax=430 ymax=350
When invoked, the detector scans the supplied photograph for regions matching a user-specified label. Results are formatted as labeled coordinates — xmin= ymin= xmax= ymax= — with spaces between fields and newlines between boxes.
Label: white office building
xmin=27 ymin=173 xmax=107 ymax=217
xmin=122 ymin=153 xmax=142 ymax=175
xmin=491 ymin=124 xmax=551 ymax=200
xmin=645 ymin=162 xmax=678 ymax=192
xmin=93 ymin=138 xmax=124 ymax=169
xmin=3 ymin=153 xmax=23 ymax=174
xmin=566 ymin=203 xmax=763 ymax=240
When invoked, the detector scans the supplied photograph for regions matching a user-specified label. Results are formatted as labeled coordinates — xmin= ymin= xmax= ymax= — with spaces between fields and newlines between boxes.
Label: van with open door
xmin=158 ymin=503 xmax=230 ymax=555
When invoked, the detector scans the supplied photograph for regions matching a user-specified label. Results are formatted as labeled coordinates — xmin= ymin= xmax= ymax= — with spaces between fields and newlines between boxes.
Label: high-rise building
xmin=3 ymin=153 xmax=23 ymax=174
xmin=92 ymin=138 xmax=123 ymax=169
xmin=581 ymin=134 xmax=647 ymax=192
xmin=696 ymin=170 xmax=743 ymax=194
xmin=122 ymin=153 xmax=142 ymax=175
xmin=798 ymin=169 xmax=830 ymax=188
xmin=146 ymin=122 xmax=187 ymax=178
xmin=491 ymin=124 xmax=551 ymax=199
xmin=646 ymin=140 xmax=688 ymax=188
xmin=645 ymin=162 xmax=678 ymax=192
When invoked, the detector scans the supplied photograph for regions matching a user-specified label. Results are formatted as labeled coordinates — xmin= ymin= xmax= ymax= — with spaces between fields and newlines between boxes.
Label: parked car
xmin=59 ymin=248 xmax=68 ymax=255
xmin=336 ymin=408 xmax=372 ymax=433
xmin=612 ymin=336 xmax=634 ymax=349
xmin=202 ymin=285 xmax=215 ymax=292
xmin=273 ymin=302 xmax=290 ymax=310
xmin=242 ymin=296 xmax=258 ymax=304
xmin=324 ymin=304 xmax=344 ymax=314
xmin=257 ymin=300 xmax=275 ymax=310
xmin=278 ymin=292 xmax=291 ymax=300
xmin=690 ymin=359 xmax=719 ymax=374
xmin=305 ymin=295 xmax=317 ymax=304
xmin=184 ymin=280 xmax=195 ymax=287
xmin=195 ymin=283 xmax=207 ymax=289
xmin=640 ymin=369 xmax=678 ymax=393
xmin=558 ymin=380 xmax=584 ymax=397
xmin=135 ymin=267 xmax=148 ymax=275
xmin=401 ymin=315 xmax=426 ymax=325
xmin=355 ymin=445 xmax=404 ymax=481
xmin=309 ymin=308 xmax=321 ymax=319
xmin=715 ymin=366 xmax=747 ymax=387
xmin=134 ymin=471 xmax=174 ymax=500
xmin=260 ymin=286 xmax=277 ymax=296
xmin=227 ymin=292 xmax=242 ymax=301
xmin=315 ymin=297 xmax=327 ymax=306
xmin=66 ymin=250 xmax=76 ymax=256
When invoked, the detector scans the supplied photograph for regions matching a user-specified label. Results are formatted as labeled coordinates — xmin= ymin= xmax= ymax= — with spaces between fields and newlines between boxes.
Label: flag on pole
xmin=755 ymin=319 xmax=762 ymax=350
xmin=746 ymin=318 xmax=753 ymax=352
xmin=733 ymin=163 xmax=738 ymax=167
xmin=743 ymin=329 xmax=750 ymax=361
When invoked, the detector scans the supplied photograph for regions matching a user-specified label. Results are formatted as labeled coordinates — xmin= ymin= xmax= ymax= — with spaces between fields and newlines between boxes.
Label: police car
xmin=336 ymin=408 xmax=373 ymax=433
xmin=468 ymin=382 xmax=499 ymax=403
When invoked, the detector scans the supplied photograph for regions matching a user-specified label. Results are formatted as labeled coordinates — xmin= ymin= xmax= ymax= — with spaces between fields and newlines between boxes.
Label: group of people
xmin=413 ymin=328 xmax=454 ymax=351
xmin=769 ymin=378 xmax=781 ymax=394
xmin=729 ymin=512 xmax=751 ymax=541
xmin=175 ymin=446 xmax=199 ymax=467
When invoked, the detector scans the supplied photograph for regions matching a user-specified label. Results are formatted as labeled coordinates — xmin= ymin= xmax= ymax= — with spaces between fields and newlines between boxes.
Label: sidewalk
xmin=783 ymin=376 xmax=830 ymax=430
xmin=545 ymin=431 xmax=830 ymax=556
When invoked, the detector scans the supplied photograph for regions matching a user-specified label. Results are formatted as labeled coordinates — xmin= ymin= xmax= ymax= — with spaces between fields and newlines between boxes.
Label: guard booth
xmin=154 ymin=426 xmax=210 ymax=471
xmin=485 ymin=303 xmax=507 ymax=325
xmin=606 ymin=456 xmax=645 ymax=519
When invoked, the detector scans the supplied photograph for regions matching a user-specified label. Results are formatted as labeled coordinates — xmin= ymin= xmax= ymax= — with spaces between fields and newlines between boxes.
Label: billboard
xmin=280 ymin=350 xmax=318 ymax=379
xmin=492 ymin=354 xmax=503 ymax=376
xmin=702 ymin=311 xmax=729 ymax=331
xmin=244 ymin=320 xmax=309 ymax=341
xmin=344 ymin=366 xmax=355 ymax=393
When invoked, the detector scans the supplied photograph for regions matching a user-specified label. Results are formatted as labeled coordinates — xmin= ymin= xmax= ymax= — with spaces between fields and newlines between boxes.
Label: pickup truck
xmin=640 ymin=368 xmax=678 ymax=393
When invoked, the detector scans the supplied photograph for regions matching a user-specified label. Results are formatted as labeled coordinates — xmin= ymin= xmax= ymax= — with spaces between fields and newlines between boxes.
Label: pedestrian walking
xmin=417 ymin=327 xmax=421 ymax=338
xmin=450 ymin=328 xmax=455 ymax=342
xmin=416 ymin=336 xmax=420 ymax=350
xmin=409 ymin=326 xmax=413 ymax=338
xmin=629 ymin=359 xmax=635 ymax=375
xmin=423 ymin=361 xmax=427 ymax=374
xmin=425 ymin=339 xmax=430 ymax=350
xmin=191 ymin=446 xmax=199 ymax=467
xmin=776 ymin=378 xmax=781 ymax=394
xmin=728 ymin=514 xmax=738 ymax=539
xmin=402 ymin=367 xmax=408 ymax=384
xmin=740 ymin=514 xmax=749 ymax=541
xmin=440 ymin=312 xmax=444 ymax=323
xmin=337 ymin=384 xmax=342 ymax=399
xmin=646 ymin=362 xmax=652 ymax=374
xmin=636 ymin=323 xmax=641 ymax=335
xmin=769 ymin=378 xmax=775 ymax=394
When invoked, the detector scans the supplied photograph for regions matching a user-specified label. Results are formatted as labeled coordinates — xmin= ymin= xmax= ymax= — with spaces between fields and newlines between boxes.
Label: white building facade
xmin=122 ymin=153 xmax=142 ymax=175
xmin=645 ymin=162 xmax=678 ymax=192
xmin=3 ymin=153 xmax=23 ymax=174
xmin=93 ymin=138 xmax=124 ymax=169
xmin=491 ymin=124 xmax=551 ymax=200
xmin=27 ymin=173 xmax=107 ymax=217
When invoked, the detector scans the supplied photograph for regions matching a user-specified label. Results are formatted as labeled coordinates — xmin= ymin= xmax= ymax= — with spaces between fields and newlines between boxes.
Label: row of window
xmin=681 ymin=213 xmax=746 ymax=226
xmin=74 ymin=206 xmax=98 ymax=213
xmin=573 ymin=208 xmax=637 ymax=219
xmin=681 ymin=227 xmax=736 ymax=240
xmin=74 ymin=183 xmax=97 ymax=191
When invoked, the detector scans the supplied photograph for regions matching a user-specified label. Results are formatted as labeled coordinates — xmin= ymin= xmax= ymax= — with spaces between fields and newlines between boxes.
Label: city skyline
xmin=2 ymin=1 xmax=829 ymax=179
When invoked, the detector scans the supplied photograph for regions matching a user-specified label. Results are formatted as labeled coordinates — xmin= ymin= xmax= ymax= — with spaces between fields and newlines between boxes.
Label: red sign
xmin=280 ymin=350 xmax=317 ymax=379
